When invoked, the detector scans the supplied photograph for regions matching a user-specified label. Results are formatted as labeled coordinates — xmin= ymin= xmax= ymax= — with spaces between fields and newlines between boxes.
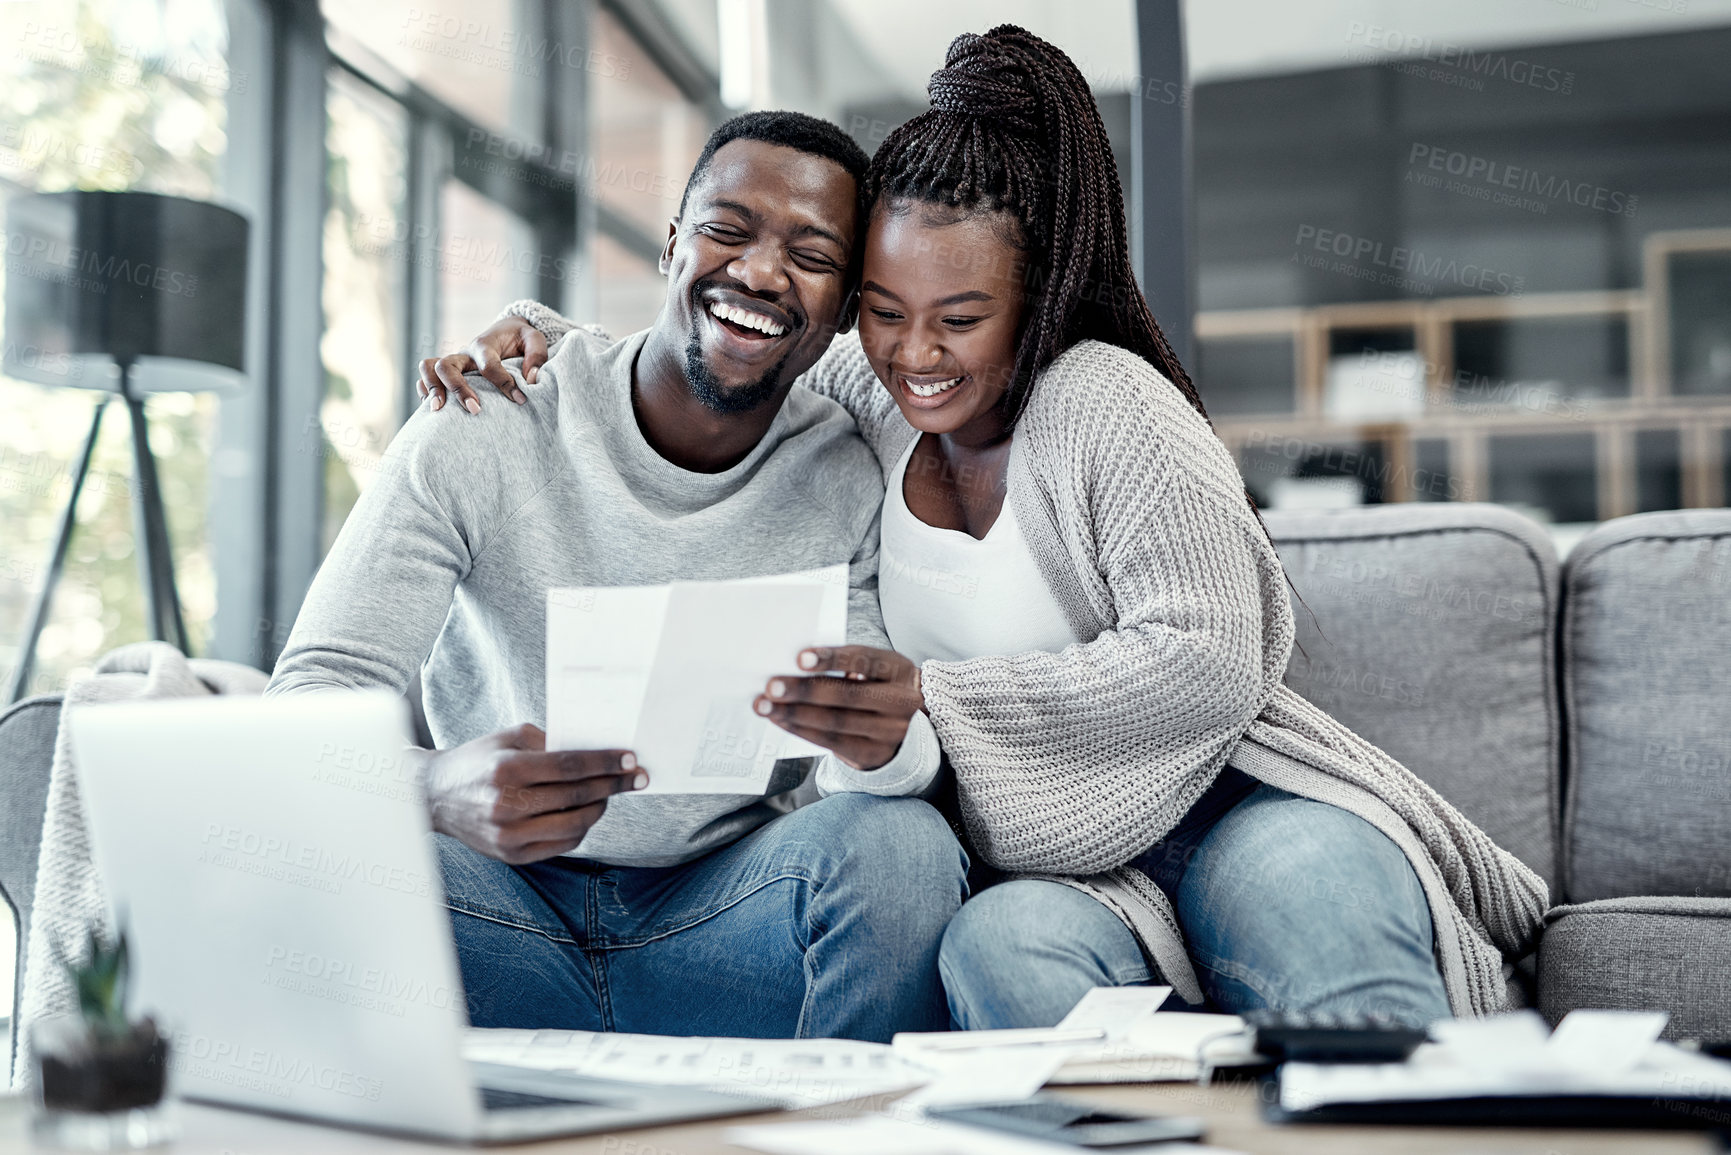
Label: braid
xmin=865 ymin=25 xmax=1211 ymax=430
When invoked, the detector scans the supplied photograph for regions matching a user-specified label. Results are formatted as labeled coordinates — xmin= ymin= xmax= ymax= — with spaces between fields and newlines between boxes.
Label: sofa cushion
xmin=1561 ymin=510 xmax=1731 ymax=903
xmin=1539 ymin=897 xmax=1731 ymax=1041
xmin=1264 ymin=504 xmax=1559 ymax=887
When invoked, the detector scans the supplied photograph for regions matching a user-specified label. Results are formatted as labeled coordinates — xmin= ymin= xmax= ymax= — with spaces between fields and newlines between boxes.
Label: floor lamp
xmin=4 ymin=190 xmax=249 ymax=703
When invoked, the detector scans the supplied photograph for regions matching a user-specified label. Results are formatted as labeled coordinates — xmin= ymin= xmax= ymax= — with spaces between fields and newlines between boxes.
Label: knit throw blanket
xmin=11 ymin=642 xmax=267 ymax=1090
xmin=501 ymin=303 xmax=1551 ymax=1019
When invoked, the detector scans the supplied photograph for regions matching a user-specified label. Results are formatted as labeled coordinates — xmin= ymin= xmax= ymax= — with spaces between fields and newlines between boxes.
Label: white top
xmin=879 ymin=436 xmax=1080 ymax=666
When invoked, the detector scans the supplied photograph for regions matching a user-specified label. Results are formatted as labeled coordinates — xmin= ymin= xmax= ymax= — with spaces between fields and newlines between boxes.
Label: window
xmin=319 ymin=70 xmax=408 ymax=550
xmin=0 ymin=0 xmax=228 ymax=695
xmin=592 ymin=8 xmax=705 ymax=242
xmin=438 ymin=180 xmax=538 ymax=358
xmin=323 ymin=0 xmax=542 ymax=142
xmin=1667 ymin=250 xmax=1731 ymax=397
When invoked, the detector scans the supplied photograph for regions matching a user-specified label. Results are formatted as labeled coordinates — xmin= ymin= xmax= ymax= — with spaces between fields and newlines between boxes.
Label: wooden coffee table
xmin=0 ymin=1082 xmax=1717 ymax=1153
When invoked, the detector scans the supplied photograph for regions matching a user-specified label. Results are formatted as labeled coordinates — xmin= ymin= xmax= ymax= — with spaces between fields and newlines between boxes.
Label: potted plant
xmin=31 ymin=923 xmax=174 ymax=1150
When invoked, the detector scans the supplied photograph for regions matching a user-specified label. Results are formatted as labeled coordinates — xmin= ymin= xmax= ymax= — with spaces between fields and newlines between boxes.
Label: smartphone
xmin=927 ymin=1094 xmax=1207 ymax=1148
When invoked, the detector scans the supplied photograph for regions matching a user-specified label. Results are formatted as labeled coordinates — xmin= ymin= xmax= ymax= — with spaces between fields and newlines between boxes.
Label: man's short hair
xmin=676 ymin=111 xmax=870 ymax=218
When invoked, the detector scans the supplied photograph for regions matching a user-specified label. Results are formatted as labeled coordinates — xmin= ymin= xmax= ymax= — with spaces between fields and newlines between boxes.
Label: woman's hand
xmin=754 ymin=645 xmax=925 ymax=771
xmin=417 ymin=316 xmax=551 ymax=414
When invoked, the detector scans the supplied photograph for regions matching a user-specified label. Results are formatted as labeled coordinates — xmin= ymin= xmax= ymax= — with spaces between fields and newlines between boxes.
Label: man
xmin=268 ymin=112 xmax=965 ymax=1043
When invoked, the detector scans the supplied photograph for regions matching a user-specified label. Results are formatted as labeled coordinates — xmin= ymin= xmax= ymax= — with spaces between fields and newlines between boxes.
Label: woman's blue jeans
xmin=939 ymin=784 xmax=1452 ymax=1030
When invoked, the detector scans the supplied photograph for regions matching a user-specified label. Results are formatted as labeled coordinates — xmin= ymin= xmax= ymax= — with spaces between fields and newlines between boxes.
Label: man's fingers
xmin=496 ymin=773 xmax=644 ymax=820
xmin=762 ymin=675 xmax=918 ymax=715
xmin=522 ymin=326 xmax=548 ymax=384
xmin=501 ymin=801 xmax=611 ymax=861
xmin=501 ymin=748 xmax=640 ymax=787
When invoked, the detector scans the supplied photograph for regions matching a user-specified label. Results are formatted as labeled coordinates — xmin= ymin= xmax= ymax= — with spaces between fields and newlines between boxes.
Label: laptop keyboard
xmin=480 ymin=1086 xmax=600 ymax=1112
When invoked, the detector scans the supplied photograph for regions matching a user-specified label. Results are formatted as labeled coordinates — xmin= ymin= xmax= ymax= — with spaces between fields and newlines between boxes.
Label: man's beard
xmin=683 ymin=334 xmax=788 ymax=415
xmin=683 ymin=293 xmax=794 ymax=415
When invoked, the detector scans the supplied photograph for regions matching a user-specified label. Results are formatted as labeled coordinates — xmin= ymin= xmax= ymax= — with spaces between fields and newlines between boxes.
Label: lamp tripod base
xmin=7 ymin=366 xmax=188 ymax=705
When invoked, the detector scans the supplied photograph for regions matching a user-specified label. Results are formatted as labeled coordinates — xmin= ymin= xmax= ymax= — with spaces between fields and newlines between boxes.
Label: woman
xmin=417 ymin=26 xmax=1546 ymax=1029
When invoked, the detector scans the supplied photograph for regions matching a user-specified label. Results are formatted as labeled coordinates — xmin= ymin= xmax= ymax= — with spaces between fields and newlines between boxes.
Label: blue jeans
xmin=939 ymin=783 xmax=1451 ymax=1030
xmin=437 ymin=792 xmax=969 ymax=1043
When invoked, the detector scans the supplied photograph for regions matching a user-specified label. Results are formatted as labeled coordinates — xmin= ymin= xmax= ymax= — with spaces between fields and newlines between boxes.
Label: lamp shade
xmin=3 ymin=190 xmax=249 ymax=393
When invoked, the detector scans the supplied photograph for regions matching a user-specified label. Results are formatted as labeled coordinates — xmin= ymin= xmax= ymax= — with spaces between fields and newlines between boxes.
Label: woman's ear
xmin=837 ymin=287 xmax=860 ymax=335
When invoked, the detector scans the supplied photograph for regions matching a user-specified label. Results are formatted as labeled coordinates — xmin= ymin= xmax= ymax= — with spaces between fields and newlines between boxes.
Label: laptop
xmin=68 ymin=691 xmax=771 ymax=1144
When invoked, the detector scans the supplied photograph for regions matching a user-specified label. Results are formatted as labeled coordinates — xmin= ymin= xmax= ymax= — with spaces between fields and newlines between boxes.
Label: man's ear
xmin=658 ymin=219 xmax=678 ymax=276
xmin=836 ymin=287 xmax=860 ymax=335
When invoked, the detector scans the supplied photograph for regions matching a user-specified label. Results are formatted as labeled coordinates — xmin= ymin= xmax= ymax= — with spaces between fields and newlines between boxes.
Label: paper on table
xmin=463 ymin=1027 xmax=922 ymax=1109
xmin=1546 ymin=1009 xmax=1669 ymax=1076
xmin=726 ymin=1115 xmax=1243 ymax=1155
xmin=1279 ymin=1010 xmax=1731 ymax=1112
xmin=545 ymin=565 xmax=846 ymax=794
xmin=1057 ymin=986 xmax=1171 ymax=1041
xmin=898 ymin=1046 xmax=1075 ymax=1114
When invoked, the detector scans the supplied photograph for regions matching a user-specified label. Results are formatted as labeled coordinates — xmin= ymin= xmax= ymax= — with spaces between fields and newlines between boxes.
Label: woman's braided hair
xmin=864 ymin=24 xmax=1208 ymax=429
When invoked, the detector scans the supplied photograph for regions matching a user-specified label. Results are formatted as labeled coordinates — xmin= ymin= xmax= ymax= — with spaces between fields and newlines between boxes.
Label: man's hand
xmin=424 ymin=723 xmax=646 ymax=864
xmin=416 ymin=316 xmax=551 ymax=414
xmin=754 ymin=646 xmax=924 ymax=771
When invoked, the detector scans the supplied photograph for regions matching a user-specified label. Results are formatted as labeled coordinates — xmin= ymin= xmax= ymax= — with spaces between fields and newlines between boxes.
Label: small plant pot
xmin=31 ymin=1016 xmax=175 ymax=1151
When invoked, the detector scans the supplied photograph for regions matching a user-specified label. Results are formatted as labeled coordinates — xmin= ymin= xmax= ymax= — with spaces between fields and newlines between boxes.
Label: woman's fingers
xmin=471 ymin=344 xmax=527 ymax=404
xmin=795 ymin=645 xmax=918 ymax=685
xmin=521 ymin=326 xmax=549 ymax=385
xmin=754 ymin=697 xmax=901 ymax=741
xmin=763 ymin=716 xmax=895 ymax=771
xmin=761 ymin=674 xmax=920 ymax=718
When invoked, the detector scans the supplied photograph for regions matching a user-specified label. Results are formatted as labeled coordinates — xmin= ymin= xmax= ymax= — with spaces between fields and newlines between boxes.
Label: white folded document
xmin=545 ymin=565 xmax=847 ymax=794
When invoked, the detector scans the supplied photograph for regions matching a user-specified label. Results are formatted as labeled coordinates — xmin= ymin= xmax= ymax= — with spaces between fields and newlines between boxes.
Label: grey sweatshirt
xmin=267 ymin=327 xmax=923 ymax=867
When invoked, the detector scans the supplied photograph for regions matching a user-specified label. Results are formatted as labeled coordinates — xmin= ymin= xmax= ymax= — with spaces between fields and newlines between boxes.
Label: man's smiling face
xmin=659 ymin=138 xmax=858 ymax=414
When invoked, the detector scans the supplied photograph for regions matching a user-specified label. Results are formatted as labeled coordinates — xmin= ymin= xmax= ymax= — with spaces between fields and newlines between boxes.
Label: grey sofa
xmin=1267 ymin=504 xmax=1731 ymax=1039
xmin=2 ymin=505 xmax=1727 ymax=1050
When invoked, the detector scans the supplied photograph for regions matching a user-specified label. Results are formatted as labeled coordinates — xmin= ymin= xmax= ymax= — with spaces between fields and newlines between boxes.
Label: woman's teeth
xmin=907 ymin=377 xmax=962 ymax=398
xmin=708 ymin=301 xmax=786 ymax=336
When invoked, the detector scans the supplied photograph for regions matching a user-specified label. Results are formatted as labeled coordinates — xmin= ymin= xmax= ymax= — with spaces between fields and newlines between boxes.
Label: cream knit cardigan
xmin=501 ymin=302 xmax=1550 ymax=1017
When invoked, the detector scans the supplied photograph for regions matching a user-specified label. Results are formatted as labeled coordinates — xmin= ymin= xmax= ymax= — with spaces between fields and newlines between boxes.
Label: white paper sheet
xmin=1279 ymin=1010 xmax=1731 ymax=1112
xmin=463 ymin=1027 xmax=922 ymax=1109
xmin=545 ymin=565 xmax=847 ymax=794
xmin=899 ymin=1046 xmax=1076 ymax=1114
xmin=1057 ymin=986 xmax=1171 ymax=1041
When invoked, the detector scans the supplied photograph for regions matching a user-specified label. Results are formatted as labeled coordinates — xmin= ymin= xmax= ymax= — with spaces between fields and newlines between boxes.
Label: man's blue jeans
xmin=436 ymin=792 xmax=968 ymax=1043
xmin=940 ymin=784 xmax=1452 ymax=1030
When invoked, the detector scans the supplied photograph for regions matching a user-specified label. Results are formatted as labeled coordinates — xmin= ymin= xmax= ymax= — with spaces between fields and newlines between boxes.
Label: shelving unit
xmin=1200 ymin=230 xmax=1731 ymax=523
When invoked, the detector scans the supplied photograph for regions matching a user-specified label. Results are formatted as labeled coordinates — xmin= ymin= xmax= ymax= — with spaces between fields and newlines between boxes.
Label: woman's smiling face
xmin=856 ymin=201 xmax=1027 ymax=441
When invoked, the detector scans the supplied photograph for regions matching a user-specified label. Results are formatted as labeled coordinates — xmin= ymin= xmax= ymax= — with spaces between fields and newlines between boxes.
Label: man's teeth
xmin=907 ymin=377 xmax=962 ymax=398
xmin=708 ymin=301 xmax=787 ymax=336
